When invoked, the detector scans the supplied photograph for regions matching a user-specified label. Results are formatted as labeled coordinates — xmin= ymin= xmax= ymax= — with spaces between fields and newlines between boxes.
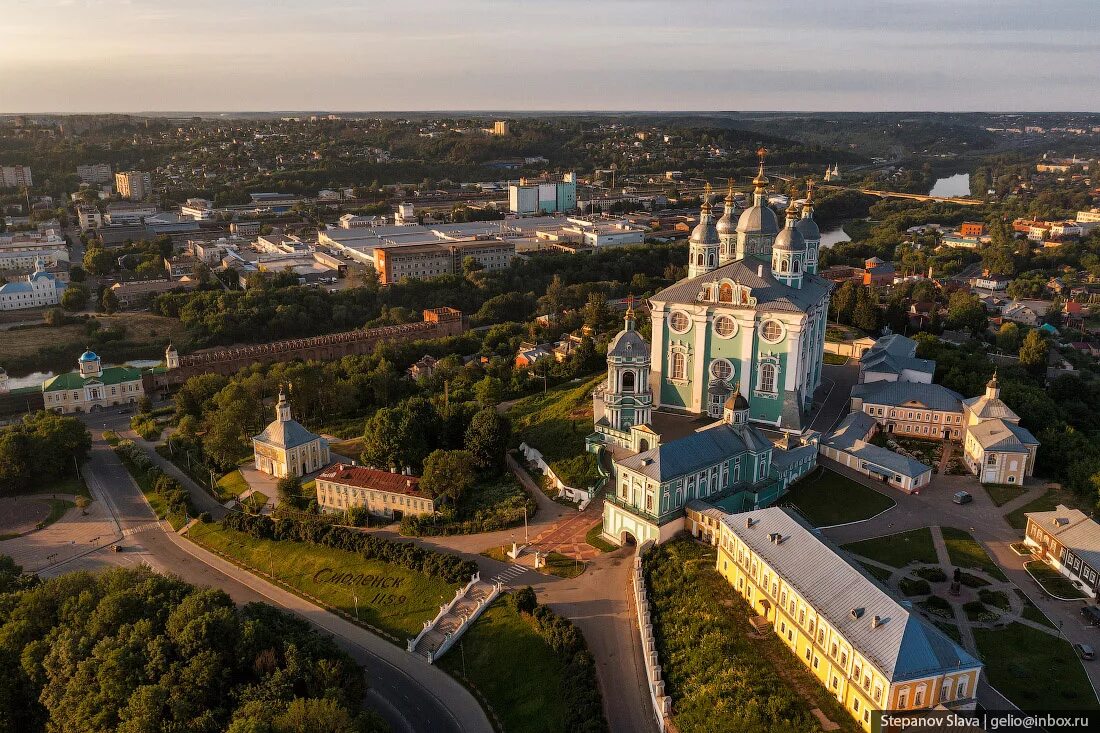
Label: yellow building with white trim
xmin=711 ymin=506 xmax=982 ymax=731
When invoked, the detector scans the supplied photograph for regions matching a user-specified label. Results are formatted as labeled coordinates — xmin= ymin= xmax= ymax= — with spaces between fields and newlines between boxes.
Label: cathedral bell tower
xmin=717 ymin=179 xmax=737 ymax=265
xmin=688 ymin=183 xmax=720 ymax=279
xmin=601 ymin=296 xmax=653 ymax=443
xmin=795 ymin=179 xmax=822 ymax=275
xmin=771 ymin=202 xmax=807 ymax=289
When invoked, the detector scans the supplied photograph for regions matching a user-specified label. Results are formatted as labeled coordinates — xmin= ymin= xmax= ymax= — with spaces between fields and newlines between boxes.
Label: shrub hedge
xmin=222 ymin=512 xmax=478 ymax=584
xmin=509 ymin=588 xmax=608 ymax=733
xmin=113 ymin=439 xmax=195 ymax=522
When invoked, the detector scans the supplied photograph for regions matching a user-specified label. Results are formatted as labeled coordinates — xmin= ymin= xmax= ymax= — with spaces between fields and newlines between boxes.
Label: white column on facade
xmin=649 ymin=302 xmax=666 ymax=408
xmin=690 ymin=307 xmax=709 ymax=413
xmin=735 ymin=310 xmax=756 ymax=392
xmin=784 ymin=320 xmax=804 ymax=392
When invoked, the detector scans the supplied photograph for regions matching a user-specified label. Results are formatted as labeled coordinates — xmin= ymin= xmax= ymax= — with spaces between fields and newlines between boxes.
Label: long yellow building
xmin=710 ymin=506 xmax=982 ymax=731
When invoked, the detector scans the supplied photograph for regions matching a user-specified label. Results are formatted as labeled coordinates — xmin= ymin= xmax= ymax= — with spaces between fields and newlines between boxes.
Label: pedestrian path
xmin=121 ymin=520 xmax=163 ymax=537
xmin=490 ymin=563 xmax=530 ymax=584
xmin=409 ymin=575 xmax=502 ymax=663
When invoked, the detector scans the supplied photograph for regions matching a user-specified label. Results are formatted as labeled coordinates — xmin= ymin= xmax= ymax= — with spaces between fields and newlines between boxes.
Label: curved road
xmin=51 ymin=431 xmax=492 ymax=733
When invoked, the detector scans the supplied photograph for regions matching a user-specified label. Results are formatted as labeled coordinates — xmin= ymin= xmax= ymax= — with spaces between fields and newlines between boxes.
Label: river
xmin=4 ymin=359 xmax=164 ymax=389
xmin=819 ymin=227 xmax=851 ymax=249
xmin=929 ymin=172 xmax=971 ymax=198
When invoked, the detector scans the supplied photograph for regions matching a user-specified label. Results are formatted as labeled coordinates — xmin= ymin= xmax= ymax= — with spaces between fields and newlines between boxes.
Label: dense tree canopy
xmin=0 ymin=564 xmax=382 ymax=733
xmin=0 ymin=412 xmax=90 ymax=496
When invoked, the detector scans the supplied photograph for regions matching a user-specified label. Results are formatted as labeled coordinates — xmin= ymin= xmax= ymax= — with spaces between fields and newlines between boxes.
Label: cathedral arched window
xmin=779 ymin=259 xmax=788 ymax=272
xmin=670 ymin=351 xmax=687 ymax=381
xmin=793 ymin=259 xmax=800 ymax=273
xmin=719 ymin=283 xmax=733 ymax=303
xmin=621 ymin=370 xmax=636 ymax=393
xmin=758 ymin=363 xmax=777 ymax=393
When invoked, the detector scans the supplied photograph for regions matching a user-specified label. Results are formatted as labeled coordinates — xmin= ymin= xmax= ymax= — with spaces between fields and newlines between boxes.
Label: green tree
xmin=582 ymin=292 xmax=609 ymax=330
xmin=60 ymin=283 xmax=88 ymax=311
xmin=995 ymin=322 xmax=1021 ymax=352
xmin=464 ymin=408 xmax=511 ymax=471
xmin=276 ymin=476 xmax=303 ymax=510
xmin=851 ymin=298 xmax=880 ymax=333
xmin=68 ymin=265 xmax=86 ymax=282
xmin=946 ymin=290 xmax=988 ymax=335
xmin=420 ymin=449 xmax=475 ymax=502
xmin=1018 ymin=330 xmax=1049 ymax=374
xmin=473 ymin=375 xmax=504 ymax=408
xmin=83 ymin=246 xmax=114 ymax=276
xmin=101 ymin=287 xmax=120 ymax=314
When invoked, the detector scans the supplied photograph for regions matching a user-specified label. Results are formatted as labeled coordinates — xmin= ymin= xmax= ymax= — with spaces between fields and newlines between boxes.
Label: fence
xmin=633 ymin=540 xmax=672 ymax=732
xmin=517 ymin=442 xmax=592 ymax=507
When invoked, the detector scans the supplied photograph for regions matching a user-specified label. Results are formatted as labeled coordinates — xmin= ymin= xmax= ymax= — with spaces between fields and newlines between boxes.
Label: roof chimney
xmin=871 ymin=615 xmax=882 ymax=629
xmin=850 ymin=608 xmax=864 ymax=620
xmin=745 ymin=517 xmax=755 ymax=529
xmin=758 ymin=263 xmax=764 ymax=277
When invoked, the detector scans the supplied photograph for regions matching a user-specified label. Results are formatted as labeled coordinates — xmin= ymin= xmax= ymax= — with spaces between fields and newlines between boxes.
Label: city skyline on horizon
xmin=2 ymin=0 xmax=1098 ymax=114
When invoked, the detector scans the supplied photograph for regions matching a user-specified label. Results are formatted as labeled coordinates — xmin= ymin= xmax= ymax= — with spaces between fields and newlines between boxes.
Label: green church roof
xmin=43 ymin=366 xmax=144 ymax=392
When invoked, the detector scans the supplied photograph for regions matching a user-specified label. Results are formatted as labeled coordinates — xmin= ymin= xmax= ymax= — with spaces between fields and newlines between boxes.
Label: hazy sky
xmin=2 ymin=0 xmax=1098 ymax=113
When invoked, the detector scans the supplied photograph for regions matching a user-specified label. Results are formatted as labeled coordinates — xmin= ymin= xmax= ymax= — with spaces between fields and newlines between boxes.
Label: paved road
xmin=41 ymin=431 xmax=492 ymax=733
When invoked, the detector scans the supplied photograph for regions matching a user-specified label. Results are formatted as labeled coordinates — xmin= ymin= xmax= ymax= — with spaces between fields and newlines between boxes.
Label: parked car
xmin=1081 ymin=605 xmax=1100 ymax=626
xmin=952 ymin=491 xmax=973 ymax=505
xmin=1074 ymin=643 xmax=1095 ymax=661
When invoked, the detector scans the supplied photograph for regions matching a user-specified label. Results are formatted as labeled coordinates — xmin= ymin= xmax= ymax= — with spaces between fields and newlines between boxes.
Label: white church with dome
xmin=589 ymin=151 xmax=828 ymax=547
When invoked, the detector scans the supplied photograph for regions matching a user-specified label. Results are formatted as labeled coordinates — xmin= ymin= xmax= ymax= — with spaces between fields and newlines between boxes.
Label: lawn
xmin=643 ymin=539 xmax=860 ymax=733
xmin=0 ymin=312 xmax=188 ymax=376
xmin=585 ymin=520 xmax=616 ymax=553
xmin=974 ymin=623 xmax=1097 ymax=710
xmin=782 ymin=467 xmax=895 ymax=527
xmin=329 ymin=436 xmax=366 ymax=458
xmin=242 ymin=491 xmax=269 ymax=512
xmin=982 ymin=483 xmax=1027 ymax=508
xmin=187 ymin=522 xmax=458 ymax=640
xmin=823 ymin=352 xmax=849 ymax=365
xmin=481 ymin=546 xmax=586 ymax=579
xmin=842 ymin=527 xmax=938 ymax=568
xmin=940 ymin=527 xmax=1007 ymax=581
xmin=440 ymin=599 xmax=571 ymax=733
xmin=1005 ymin=486 xmax=1084 ymax=530
xmin=507 ymin=374 xmax=604 ymax=488
xmin=1025 ymin=561 xmax=1087 ymax=600
xmin=43 ymin=499 xmax=75 ymax=528
xmin=217 ymin=469 xmax=250 ymax=500
xmin=1014 ymin=589 xmax=1055 ymax=628
xmin=856 ymin=561 xmax=893 ymax=584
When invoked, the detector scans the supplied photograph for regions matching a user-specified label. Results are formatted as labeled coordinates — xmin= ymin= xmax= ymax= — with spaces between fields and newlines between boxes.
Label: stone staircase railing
xmin=633 ymin=540 xmax=672 ymax=732
xmin=407 ymin=572 xmax=503 ymax=664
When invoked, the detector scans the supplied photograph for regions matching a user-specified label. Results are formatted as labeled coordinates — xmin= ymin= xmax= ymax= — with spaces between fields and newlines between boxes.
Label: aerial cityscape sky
xmin=2 ymin=0 xmax=1098 ymax=113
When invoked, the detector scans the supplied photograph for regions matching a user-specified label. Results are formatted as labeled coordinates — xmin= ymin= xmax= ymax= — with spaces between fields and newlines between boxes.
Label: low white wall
xmin=518 ymin=442 xmax=591 ymax=506
xmin=633 ymin=541 xmax=672 ymax=732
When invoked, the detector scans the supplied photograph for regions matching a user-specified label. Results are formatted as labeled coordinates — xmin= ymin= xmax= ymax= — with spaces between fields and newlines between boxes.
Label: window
xmin=761 ymin=319 xmax=783 ymax=343
xmin=914 ymin=689 xmax=924 ymax=707
xmin=758 ymin=363 xmax=777 ymax=393
xmin=669 ymin=310 xmax=690 ymax=333
xmin=957 ymin=680 xmax=967 ymax=698
xmin=710 ymin=359 xmax=733 ymax=381
xmin=718 ymin=282 xmax=733 ymax=302
xmin=621 ymin=371 xmax=635 ymax=393
xmin=987 ymin=454 xmax=997 ymax=465
xmin=898 ymin=692 xmax=908 ymax=709
xmin=853 ymin=698 xmax=860 ymax=713
xmin=714 ymin=314 xmax=737 ymax=338
xmin=667 ymin=350 xmax=688 ymax=381
xmin=813 ymin=656 xmax=820 ymax=670
xmin=793 ymin=259 xmax=800 ymax=273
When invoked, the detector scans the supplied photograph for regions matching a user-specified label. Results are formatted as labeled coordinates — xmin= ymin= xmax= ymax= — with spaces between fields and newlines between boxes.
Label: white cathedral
xmin=589 ymin=152 xmax=829 ymax=546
